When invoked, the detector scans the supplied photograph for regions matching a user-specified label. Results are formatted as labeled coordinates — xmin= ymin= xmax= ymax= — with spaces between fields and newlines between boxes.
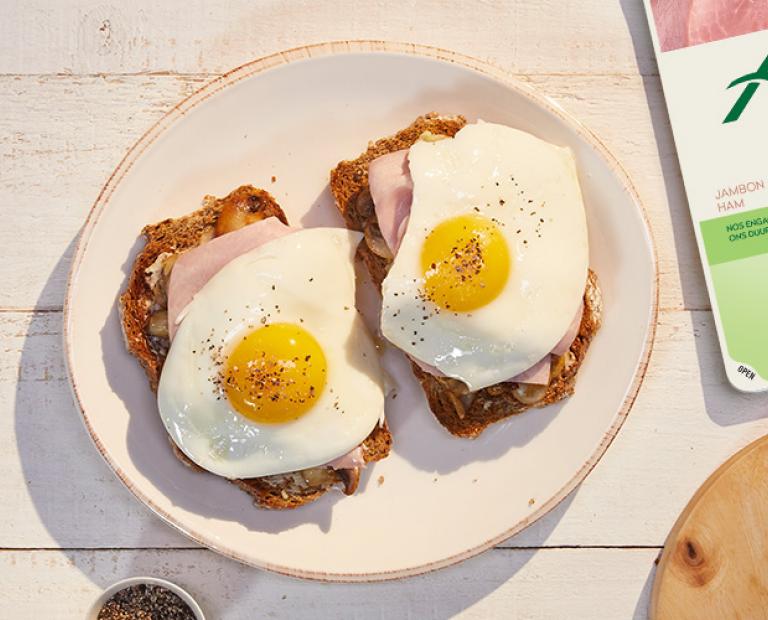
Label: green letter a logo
xmin=724 ymin=53 xmax=768 ymax=124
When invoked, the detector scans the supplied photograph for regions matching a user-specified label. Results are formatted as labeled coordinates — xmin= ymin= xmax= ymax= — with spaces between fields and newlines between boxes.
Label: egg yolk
xmin=223 ymin=323 xmax=327 ymax=424
xmin=420 ymin=214 xmax=510 ymax=312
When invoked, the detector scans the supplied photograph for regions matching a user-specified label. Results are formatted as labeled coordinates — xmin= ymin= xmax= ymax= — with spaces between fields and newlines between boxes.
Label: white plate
xmin=65 ymin=42 xmax=657 ymax=581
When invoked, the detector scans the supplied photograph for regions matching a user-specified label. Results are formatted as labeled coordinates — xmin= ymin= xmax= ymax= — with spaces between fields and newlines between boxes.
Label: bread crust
xmin=119 ymin=185 xmax=391 ymax=509
xmin=330 ymin=115 xmax=603 ymax=438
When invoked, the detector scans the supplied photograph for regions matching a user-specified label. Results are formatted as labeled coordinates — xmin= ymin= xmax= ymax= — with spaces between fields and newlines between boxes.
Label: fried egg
xmin=380 ymin=122 xmax=589 ymax=391
xmin=158 ymin=228 xmax=385 ymax=479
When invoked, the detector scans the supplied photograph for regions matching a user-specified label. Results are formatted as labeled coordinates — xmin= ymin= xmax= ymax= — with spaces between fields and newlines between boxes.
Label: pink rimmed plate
xmin=64 ymin=41 xmax=657 ymax=581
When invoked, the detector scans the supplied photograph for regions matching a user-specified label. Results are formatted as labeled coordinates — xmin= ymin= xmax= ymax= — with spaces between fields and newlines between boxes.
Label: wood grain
xmin=0 ymin=74 xmax=209 ymax=311
xmin=652 ymin=436 xmax=768 ymax=619
xmin=0 ymin=548 xmax=657 ymax=619
xmin=0 ymin=0 xmax=656 ymax=76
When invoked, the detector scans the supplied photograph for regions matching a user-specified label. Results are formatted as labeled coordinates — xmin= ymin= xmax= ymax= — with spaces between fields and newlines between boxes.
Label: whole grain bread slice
xmin=119 ymin=185 xmax=391 ymax=509
xmin=330 ymin=114 xmax=603 ymax=438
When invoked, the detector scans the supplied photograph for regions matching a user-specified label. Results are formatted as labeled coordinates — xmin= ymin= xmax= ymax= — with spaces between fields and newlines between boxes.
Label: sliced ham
xmin=510 ymin=357 xmax=552 ymax=385
xmin=688 ymin=0 xmax=768 ymax=47
xmin=552 ymin=303 xmax=583 ymax=356
xmin=651 ymin=0 xmax=693 ymax=52
xmin=651 ymin=0 xmax=768 ymax=53
xmin=326 ymin=446 xmax=366 ymax=470
xmin=410 ymin=346 xmax=553 ymax=386
xmin=368 ymin=149 xmax=413 ymax=253
xmin=369 ymin=150 xmax=582 ymax=386
xmin=409 ymin=356 xmax=441 ymax=378
xmin=167 ymin=217 xmax=293 ymax=339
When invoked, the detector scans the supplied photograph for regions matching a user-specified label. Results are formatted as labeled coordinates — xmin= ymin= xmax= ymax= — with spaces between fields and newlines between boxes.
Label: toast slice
xmin=119 ymin=185 xmax=391 ymax=509
xmin=330 ymin=114 xmax=603 ymax=438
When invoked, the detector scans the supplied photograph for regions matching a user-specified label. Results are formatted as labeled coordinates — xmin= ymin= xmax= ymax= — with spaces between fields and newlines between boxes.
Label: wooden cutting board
xmin=651 ymin=435 xmax=768 ymax=619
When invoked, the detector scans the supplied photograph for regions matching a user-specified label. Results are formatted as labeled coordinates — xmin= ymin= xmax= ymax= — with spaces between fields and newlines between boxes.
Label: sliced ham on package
xmin=651 ymin=0 xmax=768 ymax=52
xmin=645 ymin=0 xmax=768 ymax=391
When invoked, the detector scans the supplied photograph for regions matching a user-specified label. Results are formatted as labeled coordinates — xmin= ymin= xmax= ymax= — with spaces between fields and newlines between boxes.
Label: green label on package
xmin=644 ymin=2 xmax=768 ymax=391
xmin=701 ymin=208 xmax=768 ymax=383
xmin=701 ymin=207 xmax=768 ymax=265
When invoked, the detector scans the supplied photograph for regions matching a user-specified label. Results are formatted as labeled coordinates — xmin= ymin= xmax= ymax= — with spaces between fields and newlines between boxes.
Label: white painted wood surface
xmin=3 ymin=1 xmax=765 ymax=618
xmin=0 ymin=549 xmax=657 ymax=619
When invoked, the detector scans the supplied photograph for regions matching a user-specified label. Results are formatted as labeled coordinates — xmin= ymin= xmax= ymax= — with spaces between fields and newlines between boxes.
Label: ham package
xmin=644 ymin=0 xmax=768 ymax=391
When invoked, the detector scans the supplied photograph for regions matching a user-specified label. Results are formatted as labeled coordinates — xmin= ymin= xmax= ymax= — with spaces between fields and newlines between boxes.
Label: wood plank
xmin=0 ymin=1 xmax=656 ymax=76
xmin=0 ymin=312 xmax=190 ymax=549
xmin=0 ymin=74 xmax=209 ymax=311
xmin=3 ymin=309 xmax=765 ymax=549
xmin=0 ymin=548 xmax=657 ymax=619
xmin=0 ymin=73 xmax=705 ymax=311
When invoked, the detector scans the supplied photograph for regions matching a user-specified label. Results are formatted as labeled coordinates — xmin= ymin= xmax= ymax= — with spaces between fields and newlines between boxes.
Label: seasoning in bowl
xmin=97 ymin=583 xmax=196 ymax=620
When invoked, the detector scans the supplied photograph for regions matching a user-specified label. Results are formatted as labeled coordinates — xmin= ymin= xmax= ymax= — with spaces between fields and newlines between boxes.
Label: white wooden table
xmin=3 ymin=1 xmax=767 ymax=617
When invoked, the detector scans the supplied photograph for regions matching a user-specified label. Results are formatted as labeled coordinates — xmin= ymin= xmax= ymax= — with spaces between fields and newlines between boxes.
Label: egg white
xmin=157 ymin=228 xmax=385 ymax=479
xmin=380 ymin=122 xmax=589 ymax=391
